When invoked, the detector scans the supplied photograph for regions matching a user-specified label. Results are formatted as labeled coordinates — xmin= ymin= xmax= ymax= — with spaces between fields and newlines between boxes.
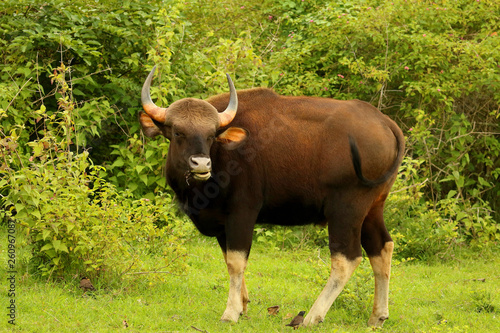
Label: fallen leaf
xmin=267 ymin=305 xmax=280 ymax=315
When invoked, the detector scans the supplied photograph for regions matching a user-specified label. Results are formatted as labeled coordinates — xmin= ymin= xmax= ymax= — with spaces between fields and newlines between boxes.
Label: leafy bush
xmin=107 ymin=135 xmax=170 ymax=199
xmin=2 ymin=150 xmax=188 ymax=281
xmin=1 ymin=141 xmax=190 ymax=282
xmin=385 ymin=157 xmax=499 ymax=260
xmin=0 ymin=57 xmax=191 ymax=283
xmin=0 ymin=0 xmax=172 ymax=194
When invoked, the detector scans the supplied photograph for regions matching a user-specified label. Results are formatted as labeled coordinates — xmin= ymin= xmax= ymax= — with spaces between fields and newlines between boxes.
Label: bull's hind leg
xmin=302 ymin=253 xmax=362 ymax=326
xmin=361 ymin=202 xmax=394 ymax=327
xmin=303 ymin=199 xmax=364 ymax=326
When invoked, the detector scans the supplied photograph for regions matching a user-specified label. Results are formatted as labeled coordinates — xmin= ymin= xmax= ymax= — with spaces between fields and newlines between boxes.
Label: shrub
xmin=0 ymin=58 xmax=191 ymax=283
xmin=0 ymin=0 xmax=173 ymax=195
xmin=385 ymin=157 xmax=499 ymax=260
xmin=1 ymin=145 xmax=190 ymax=282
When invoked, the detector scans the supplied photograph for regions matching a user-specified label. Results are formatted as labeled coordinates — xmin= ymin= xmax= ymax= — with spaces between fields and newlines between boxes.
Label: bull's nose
xmin=189 ymin=156 xmax=212 ymax=172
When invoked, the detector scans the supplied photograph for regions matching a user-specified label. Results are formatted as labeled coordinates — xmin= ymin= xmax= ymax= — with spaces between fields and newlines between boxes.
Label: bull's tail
xmin=349 ymin=124 xmax=405 ymax=187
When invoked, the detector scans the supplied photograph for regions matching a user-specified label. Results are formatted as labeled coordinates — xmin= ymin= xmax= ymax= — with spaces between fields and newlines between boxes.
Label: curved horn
xmin=141 ymin=65 xmax=168 ymax=123
xmin=218 ymin=74 xmax=238 ymax=127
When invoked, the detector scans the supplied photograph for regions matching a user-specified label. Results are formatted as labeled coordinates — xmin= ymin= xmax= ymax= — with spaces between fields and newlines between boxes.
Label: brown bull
xmin=139 ymin=66 xmax=405 ymax=327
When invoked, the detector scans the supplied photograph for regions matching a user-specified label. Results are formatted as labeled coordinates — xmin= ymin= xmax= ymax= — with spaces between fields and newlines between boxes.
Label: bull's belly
xmin=257 ymin=203 xmax=325 ymax=226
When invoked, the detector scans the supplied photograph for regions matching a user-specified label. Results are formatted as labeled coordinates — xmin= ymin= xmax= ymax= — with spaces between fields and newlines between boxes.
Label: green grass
xmin=2 ymin=235 xmax=499 ymax=332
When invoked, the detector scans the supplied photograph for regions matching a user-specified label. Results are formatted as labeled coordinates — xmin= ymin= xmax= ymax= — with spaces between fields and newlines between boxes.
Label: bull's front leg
xmin=221 ymin=250 xmax=249 ymax=322
xmin=217 ymin=207 xmax=257 ymax=323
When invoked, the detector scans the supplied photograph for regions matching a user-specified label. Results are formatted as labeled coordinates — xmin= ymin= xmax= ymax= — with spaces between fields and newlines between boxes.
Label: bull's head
xmin=139 ymin=66 xmax=247 ymax=182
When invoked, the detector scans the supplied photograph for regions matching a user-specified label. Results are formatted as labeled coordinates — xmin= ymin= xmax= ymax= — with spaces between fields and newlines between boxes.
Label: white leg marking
xmin=303 ymin=254 xmax=362 ymax=326
xmin=221 ymin=250 xmax=247 ymax=322
xmin=241 ymin=275 xmax=249 ymax=313
xmin=367 ymin=241 xmax=394 ymax=327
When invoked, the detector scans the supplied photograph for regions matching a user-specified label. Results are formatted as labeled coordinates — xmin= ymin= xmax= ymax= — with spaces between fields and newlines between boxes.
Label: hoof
xmin=368 ymin=315 xmax=388 ymax=327
xmin=220 ymin=309 xmax=241 ymax=323
xmin=302 ymin=313 xmax=323 ymax=327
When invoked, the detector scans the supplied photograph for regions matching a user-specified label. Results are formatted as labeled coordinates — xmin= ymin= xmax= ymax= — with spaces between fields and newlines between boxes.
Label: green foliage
xmin=0 ymin=0 xmax=171 ymax=183
xmin=2 ymin=147 xmax=189 ymax=281
xmin=107 ymin=135 xmax=170 ymax=198
xmin=385 ymin=157 xmax=499 ymax=260
xmin=253 ymin=157 xmax=499 ymax=260
xmin=0 ymin=57 xmax=190 ymax=283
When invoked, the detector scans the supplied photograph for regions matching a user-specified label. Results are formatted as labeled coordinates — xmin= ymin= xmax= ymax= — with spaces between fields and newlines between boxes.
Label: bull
xmin=139 ymin=66 xmax=405 ymax=327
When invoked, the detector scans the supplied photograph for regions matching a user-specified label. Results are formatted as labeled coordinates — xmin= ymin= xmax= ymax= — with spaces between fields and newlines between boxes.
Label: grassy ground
xmin=2 ymin=235 xmax=499 ymax=332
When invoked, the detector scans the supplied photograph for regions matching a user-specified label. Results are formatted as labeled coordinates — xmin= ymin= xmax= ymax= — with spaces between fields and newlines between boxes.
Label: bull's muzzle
xmin=189 ymin=156 xmax=212 ymax=181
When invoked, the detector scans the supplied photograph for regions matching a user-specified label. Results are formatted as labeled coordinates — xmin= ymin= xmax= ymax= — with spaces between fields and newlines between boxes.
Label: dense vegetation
xmin=1 ymin=0 xmax=498 ymax=282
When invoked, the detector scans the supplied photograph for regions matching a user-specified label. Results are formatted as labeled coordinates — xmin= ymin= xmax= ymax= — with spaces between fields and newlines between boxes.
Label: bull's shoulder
xmin=207 ymin=88 xmax=279 ymax=111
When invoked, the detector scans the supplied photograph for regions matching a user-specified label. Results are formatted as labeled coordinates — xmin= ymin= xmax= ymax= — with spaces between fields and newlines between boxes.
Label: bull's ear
xmin=216 ymin=127 xmax=248 ymax=150
xmin=139 ymin=112 xmax=163 ymax=137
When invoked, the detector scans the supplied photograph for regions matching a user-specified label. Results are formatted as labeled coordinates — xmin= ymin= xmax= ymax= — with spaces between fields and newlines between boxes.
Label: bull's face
xmin=139 ymin=66 xmax=247 ymax=183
